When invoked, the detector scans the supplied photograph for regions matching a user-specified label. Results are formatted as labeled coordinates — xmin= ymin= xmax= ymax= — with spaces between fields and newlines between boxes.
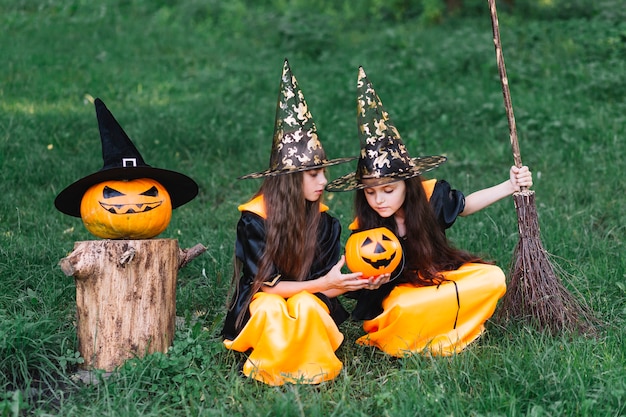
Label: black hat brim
xmin=325 ymin=155 xmax=447 ymax=192
xmin=238 ymin=157 xmax=356 ymax=180
xmin=54 ymin=166 xmax=199 ymax=217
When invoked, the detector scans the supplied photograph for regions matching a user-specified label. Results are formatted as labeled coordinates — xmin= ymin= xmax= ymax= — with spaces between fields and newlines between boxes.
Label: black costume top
xmin=221 ymin=195 xmax=349 ymax=340
xmin=348 ymin=179 xmax=466 ymax=320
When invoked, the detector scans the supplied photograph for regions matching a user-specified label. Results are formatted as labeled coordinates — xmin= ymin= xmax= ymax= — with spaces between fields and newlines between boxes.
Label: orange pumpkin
xmin=345 ymin=227 xmax=403 ymax=278
xmin=80 ymin=178 xmax=172 ymax=239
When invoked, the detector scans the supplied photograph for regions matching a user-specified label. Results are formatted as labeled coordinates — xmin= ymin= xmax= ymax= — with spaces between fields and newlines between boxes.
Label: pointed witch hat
xmin=239 ymin=59 xmax=354 ymax=179
xmin=54 ymin=98 xmax=198 ymax=217
xmin=326 ymin=67 xmax=446 ymax=192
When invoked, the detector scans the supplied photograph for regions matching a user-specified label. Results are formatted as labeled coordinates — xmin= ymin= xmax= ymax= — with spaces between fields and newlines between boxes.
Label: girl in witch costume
xmin=221 ymin=60 xmax=390 ymax=386
xmin=326 ymin=67 xmax=532 ymax=357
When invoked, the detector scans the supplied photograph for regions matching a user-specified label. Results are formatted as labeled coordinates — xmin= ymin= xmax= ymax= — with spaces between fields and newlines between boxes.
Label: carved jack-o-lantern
xmin=80 ymin=178 xmax=172 ymax=239
xmin=345 ymin=227 xmax=403 ymax=278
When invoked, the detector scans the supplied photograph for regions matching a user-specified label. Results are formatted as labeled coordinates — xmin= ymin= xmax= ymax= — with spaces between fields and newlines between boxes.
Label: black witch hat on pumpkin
xmin=239 ymin=59 xmax=354 ymax=179
xmin=54 ymin=98 xmax=198 ymax=217
xmin=326 ymin=67 xmax=447 ymax=192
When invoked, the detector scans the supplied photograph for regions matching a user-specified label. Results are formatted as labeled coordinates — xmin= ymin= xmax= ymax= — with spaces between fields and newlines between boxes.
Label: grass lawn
xmin=1 ymin=0 xmax=625 ymax=415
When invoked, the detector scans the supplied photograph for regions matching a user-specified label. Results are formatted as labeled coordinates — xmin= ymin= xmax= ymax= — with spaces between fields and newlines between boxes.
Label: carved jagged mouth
xmin=99 ymin=201 xmax=163 ymax=214
xmin=363 ymin=252 xmax=396 ymax=269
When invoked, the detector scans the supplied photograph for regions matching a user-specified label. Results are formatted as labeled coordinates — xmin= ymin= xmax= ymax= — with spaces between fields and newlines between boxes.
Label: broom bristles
xmin=495 ymin=190 xmax=599 ymax=335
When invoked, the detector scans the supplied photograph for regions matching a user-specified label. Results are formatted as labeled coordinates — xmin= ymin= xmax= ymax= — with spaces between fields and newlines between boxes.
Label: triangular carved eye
xmin=140 ymin=186 xmax=159 ymax=197
xmin=103 ymin=186 xmax=125 ymax=199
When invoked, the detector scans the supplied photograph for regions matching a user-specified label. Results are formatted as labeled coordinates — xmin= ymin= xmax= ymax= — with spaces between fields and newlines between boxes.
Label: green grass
xmin=1 ymin=0 xmax=625 ymax=415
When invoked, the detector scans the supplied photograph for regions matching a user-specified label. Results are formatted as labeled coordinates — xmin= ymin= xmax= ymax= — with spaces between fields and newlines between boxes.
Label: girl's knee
xmin=250 ymin=292 xmax=287 ymax=315
xmin=482 ymin=265 xmax=506 ymax=293
xmin=288 ymin=291 xmax=329 ymax=314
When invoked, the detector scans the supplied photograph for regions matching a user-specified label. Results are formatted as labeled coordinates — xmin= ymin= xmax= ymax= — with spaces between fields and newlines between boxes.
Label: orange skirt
xmin=223 ymin=291 xmax=344 ymax=386
xmin=357 ymin=263 xmax=506 ymax=356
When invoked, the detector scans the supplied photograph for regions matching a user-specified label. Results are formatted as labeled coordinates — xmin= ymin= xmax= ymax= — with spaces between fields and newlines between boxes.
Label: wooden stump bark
xmin=59 ymin=239 xmax=205 ymax=372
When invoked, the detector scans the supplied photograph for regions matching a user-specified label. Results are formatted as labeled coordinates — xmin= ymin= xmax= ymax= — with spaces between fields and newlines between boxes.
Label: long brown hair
xmin=354 ymin=176 xmax=484 ymax=286
xmin=233 ymin=171 xmax=322 ymax=328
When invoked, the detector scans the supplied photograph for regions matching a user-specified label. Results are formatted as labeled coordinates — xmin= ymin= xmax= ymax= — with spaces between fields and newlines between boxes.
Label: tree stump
xmin=59 ymin=239 xmax=205 ymax=372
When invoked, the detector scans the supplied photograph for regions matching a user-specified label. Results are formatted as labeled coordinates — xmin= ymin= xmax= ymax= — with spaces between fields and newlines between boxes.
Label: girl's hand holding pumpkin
xmin=365 ymin=273 xmax=391 ymax=290
xmin=322 ymin=255 xmax=369 ymax=292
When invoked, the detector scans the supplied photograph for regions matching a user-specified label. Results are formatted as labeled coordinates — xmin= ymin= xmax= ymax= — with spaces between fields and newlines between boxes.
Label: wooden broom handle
xmin=488 ymin=0 xmax=523 ymax=169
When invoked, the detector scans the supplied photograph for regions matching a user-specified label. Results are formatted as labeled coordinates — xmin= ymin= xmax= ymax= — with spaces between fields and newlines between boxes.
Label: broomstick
xmin=487 ymin=0 xmax=598 ymax=334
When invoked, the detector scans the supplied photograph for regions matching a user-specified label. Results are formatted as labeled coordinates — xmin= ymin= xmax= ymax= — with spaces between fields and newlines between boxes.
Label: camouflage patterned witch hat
xmin=239 ymin=59 xmax=354 ymax=179
xmin=326 ymin=66 xmax=447 ymax=192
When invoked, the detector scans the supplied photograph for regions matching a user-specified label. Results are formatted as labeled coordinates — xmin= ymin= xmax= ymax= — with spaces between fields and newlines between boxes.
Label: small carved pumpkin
xmin=345 ymin=227 xmax=403 ymax=278
xmin=80 ymin=178 xmax=172 ymax=239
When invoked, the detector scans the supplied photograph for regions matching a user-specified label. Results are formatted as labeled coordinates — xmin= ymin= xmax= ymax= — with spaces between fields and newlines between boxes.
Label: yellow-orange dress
xmin=348 ymin=179 xmax=507 ymax=356
xmin=221 ymin=195 xmax=349 ymax=385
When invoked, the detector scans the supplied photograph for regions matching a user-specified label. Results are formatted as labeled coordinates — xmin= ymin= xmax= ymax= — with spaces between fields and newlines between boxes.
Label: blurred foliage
xmin=4 ymin=0 xmax=623 ymax=26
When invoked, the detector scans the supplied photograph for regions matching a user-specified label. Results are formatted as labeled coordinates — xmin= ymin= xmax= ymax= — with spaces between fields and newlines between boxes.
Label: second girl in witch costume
xmin=221 ymin=60 xmax=389 ymax=385
xmin=326 ymin=67 xmax=532 ymax=357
